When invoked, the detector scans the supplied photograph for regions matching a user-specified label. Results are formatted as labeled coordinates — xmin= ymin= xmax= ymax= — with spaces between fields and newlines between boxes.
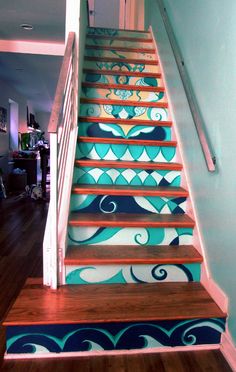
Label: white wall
xmin=145 ymin=0 xmax=236 ymax=344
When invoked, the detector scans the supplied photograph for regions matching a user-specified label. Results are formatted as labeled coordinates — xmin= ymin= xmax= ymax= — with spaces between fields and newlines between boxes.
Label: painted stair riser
xmin=83 ymin=72 xmax=163 ymax=85
xmin=87 ymin=28 xmax=151 ymax=39
xmin=82 ymin=86 xmax=166 ymax=104
xmin=73 ymin=167 xmax=181 ymax=187
xmin=80 ymin=103 xmax=169 ymax=122
xmin=70 ymin=194 xmax=187 ymax=215
xmin=85 ymin=48 xmax=156 ymax=61
xmin=65 ymin=263 xmax=200 ymax=284
xmin=68 ymin=226 xmax=193 ymax=246
xmin=78 ymin=122 xmax=171 ymax=141
xmin=6 ymin=317 xmax=226 ymax=354
xmin=76 ymin=143 xmax=176 ymax=163
xmin=86 ymin=38 xmax=154 ymax=49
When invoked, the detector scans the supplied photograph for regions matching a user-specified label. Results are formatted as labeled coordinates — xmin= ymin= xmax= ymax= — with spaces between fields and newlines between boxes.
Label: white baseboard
xmin=4 ymin=344 xmax=220 ymax=360
xmin=221 ymin=331 xmax=236 ymax=371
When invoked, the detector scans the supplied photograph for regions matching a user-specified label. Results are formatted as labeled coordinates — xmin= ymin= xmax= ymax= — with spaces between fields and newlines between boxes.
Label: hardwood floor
xmin=0 ymin=196 xmax=232 ymax=371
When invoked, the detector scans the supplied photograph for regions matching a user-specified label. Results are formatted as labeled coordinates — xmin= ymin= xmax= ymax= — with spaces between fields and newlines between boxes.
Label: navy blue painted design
xmin=72 ymin=195 xmax=186 ymax=214
xmin=6 ymin=318 xmax=225 ymax=354
xmin=151 ymin=265 xmax=194 ymax=282
xmin=79 ymin=122 xmax=168 ymax=141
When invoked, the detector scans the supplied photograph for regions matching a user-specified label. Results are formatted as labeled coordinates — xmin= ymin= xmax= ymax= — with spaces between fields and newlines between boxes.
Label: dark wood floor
xmin=0 ymin=195 xmax=233 ymax=371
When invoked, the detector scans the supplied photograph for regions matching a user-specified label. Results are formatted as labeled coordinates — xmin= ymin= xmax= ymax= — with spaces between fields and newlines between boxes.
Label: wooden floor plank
xmin=78 ymin=115 xmax=172 ymax=126
xmin=64 ymin=245 xmax=203 ymax=265
xmin=3 ymin=280 xmax=226 ymax=326
xmin=68 ymin=213 xmax=195 ymax=228
xmin=78 ymin=136 xmax=176 ymax=147
xmin=71 ymin=184 xmax=188 ymax=197
xmin=75 ymin=159 xmax=182 ymax=170
xmin=1 ymin=350 xmax=232 ymax=372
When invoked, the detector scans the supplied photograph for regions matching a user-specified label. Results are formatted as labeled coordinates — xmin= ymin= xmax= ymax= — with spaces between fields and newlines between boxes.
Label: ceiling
xmin=0 ymin=0 xmax=66 ymax=113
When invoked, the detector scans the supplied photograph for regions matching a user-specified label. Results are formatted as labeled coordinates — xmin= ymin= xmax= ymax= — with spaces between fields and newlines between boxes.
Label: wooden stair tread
xmin=87 ymin=35 xmax=153 ymax=43
xmin=75 ymin=159 xmax=182 ymax=170
xmin=87 ymin=27 xmax=150 ymax=34
xmin=80 ymin=97 xmax=168 ymax=108
xmin=83 ymin=68 xmax=162 ymax=78
xmin=65 ymin=245 xmax=203 ymax=265
xmin=78 ymin=116 xmax=172 ymax=127
xmin=3 ymin=278 xmax=226 ymax=326
xmin=82 ymin=82 xmax=165 ymax=92
xmin=78 ymin=136 xmax=176 ymax=147
xmin=86 ymin=44 xmax=156 ymax=53
xmin=85 ymin=57 xmax=158 ymax=65
xmin=68 ymin=213 xmax=195 ymax=228
xmin=72 ymin=184 xmax=188 ymax=197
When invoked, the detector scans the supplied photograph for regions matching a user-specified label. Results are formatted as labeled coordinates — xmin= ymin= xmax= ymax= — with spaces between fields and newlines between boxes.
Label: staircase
xmin=4 ymin=27 xmax=227 ymax=357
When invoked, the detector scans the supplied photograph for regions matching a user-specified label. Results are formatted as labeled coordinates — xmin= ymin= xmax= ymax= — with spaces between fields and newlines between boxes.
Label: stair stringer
xmin=149 ymin=25 xmax=228 ymax=314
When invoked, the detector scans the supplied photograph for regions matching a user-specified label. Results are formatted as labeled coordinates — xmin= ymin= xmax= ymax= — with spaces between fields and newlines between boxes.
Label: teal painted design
xmin=76 ymin=143 xmax=176 ymax=163
xmin=84 ymin=72 xmax=162 ymax=85
xmin=70 ymin=194 xmax=187 ymax=214
xmin=87 ymin=28 xmax=150 ymax=39
xmin=68 ymin=226 xmax=193 ymax=246
xmin=78 ymin=122 xmax=171 ymax=141
xmin=80 ymin=103 xmax=168 ymax=121
xmin=6 ymin=318 xmax=225 ymax=353
xmin=65 ymin=263 xmax=200 ymax=284
xmin=73 ymin=167 xmax=181 ymax=187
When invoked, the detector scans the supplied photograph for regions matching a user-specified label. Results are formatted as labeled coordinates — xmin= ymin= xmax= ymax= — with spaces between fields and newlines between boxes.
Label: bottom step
xmin=4 ymin=278 xmax=226 ymax=356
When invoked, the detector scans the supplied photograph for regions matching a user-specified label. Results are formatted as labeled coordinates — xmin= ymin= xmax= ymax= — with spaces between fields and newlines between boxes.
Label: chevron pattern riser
xmin=78 ymin=122 xmax=171 ymax=141
xmin=70 ymin=194 xmax=186 ymax=215
xmin=85 ymin=49 xmax=156 ymax=61
xmin=6 ymin=317 xmax=225 ymax=354
xmin=73 ymin=167 xmax=181 ymax=187
xmin=76 ymin=143 xmax=176 ymax=163
xmin=87 ymin=28 xmax=151 ymax=39
xmin=82 ymin=87 xmax=166 ymax=103
xmin=68 ymin=226 xmax=193 ymax=246
xmin=65 ymin=263 xmax=200 ymax=284
xmin=80 ymin=103 xmax=169 ymax=121
xmin=86 ymin=38 xmax=154 ymax=49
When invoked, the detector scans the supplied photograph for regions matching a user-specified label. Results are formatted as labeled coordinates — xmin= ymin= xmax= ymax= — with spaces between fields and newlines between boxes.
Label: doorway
xmin=9 ymin=99 xmax=19 ymax=151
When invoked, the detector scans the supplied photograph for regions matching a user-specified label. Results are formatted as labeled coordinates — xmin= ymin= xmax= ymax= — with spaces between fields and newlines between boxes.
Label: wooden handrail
xmin=157 ymin=0 xmax=216 ymax=172
xmin=48 ymin=32 xmax=75 ymax=134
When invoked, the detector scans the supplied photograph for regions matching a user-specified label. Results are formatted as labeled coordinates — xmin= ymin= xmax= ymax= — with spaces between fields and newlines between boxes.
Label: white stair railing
xmin=43 ymin=32 xmax=78 ymax=289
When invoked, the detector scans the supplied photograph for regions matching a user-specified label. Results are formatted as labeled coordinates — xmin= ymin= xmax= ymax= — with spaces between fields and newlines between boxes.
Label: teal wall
xmin=145 ymin=0 xmax=236 ymax=344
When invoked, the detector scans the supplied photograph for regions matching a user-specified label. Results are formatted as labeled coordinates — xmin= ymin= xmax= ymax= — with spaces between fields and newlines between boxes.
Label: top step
xmin=87 ymin=27 xmax=151 ymax=39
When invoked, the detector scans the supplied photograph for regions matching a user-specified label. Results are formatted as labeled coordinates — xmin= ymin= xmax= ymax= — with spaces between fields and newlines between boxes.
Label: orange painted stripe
xmin=86 ymin=44 xmax=156 ymax=54
xmin=78 ymin=136 xmax=176 ymax=147
xmin=85 ymin=56 xmax=158 ymax=65
xmin=80 ymin=98 xmax=168 ymax=108
xmin=78 ymin=116 xmax=172 ymax=127
xmin=68 ymin=213 xmax=195 ymax=228
xmin=83 ymin=69 xmax=161 ymax=78
xmin=87 ymin=35 xmax=153 ymax=43
xmin=82 ymin=82 xmax=165 ymax=92
xmin=75 ymin=159 xmax=182 ymax=171
xmin=71 ymin=184 xmax=188 ymax=197
xmin=65 ymin=245 xmax=202 ymax=265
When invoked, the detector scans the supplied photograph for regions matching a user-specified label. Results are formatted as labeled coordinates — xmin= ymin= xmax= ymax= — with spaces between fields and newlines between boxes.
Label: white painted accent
xmin=120 ymin=148 xmax=135 ymax=162
xmin=4 ymin=344 xmax=220 ymax=360
xmin=221 ymin=331 xmax=236 ymax=371
xmin=119 ymin=0 xmax=126 ymax=29
xmin=125 ymin=0 xmax=145 ymax=30
xmin=103 ymin=148 xmax=118 ymax=161
xmin=0 ymin=39 xmax=65 ymax=56
xmin=88 ymin=0 xmax=95 ymax=27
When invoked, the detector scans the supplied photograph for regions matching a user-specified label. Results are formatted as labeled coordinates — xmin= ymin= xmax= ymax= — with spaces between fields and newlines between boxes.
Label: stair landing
xmin=4 ymin=278 xmax=226 ymax=356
